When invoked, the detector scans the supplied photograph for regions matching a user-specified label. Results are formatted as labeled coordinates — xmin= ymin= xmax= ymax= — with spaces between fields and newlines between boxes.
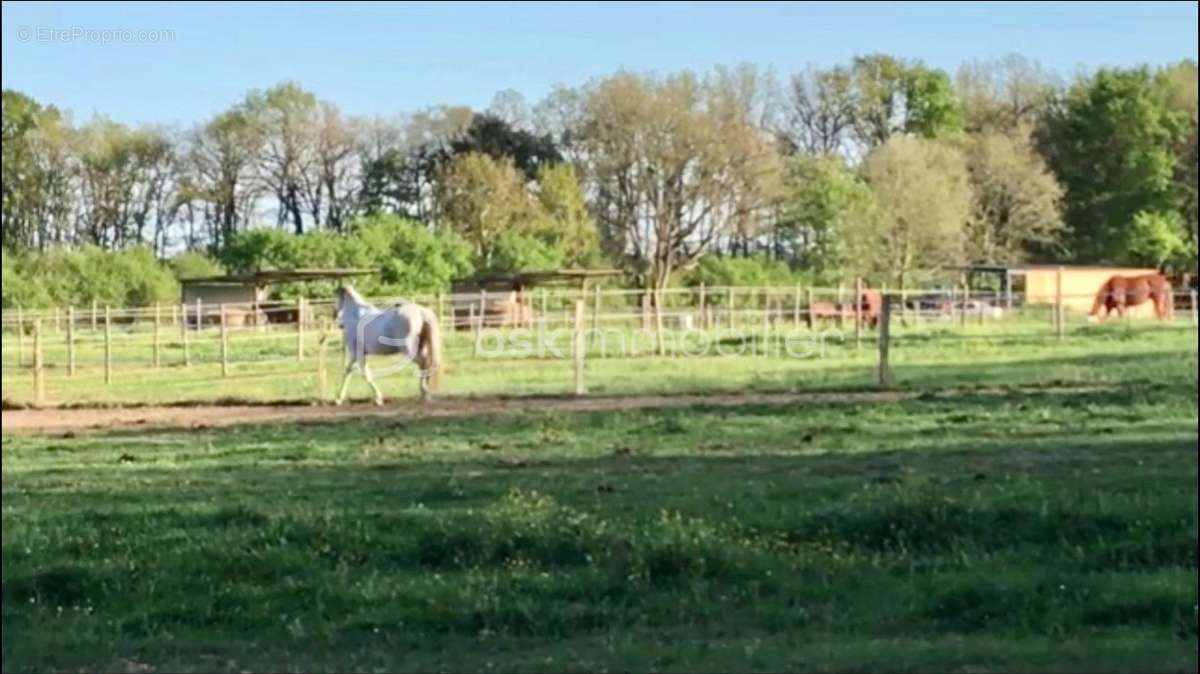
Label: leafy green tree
xmin=858 ymin=136 xmax=974 ymax=289
xmin=774 ymin=154 xmax=878 ymax=280
xmin=849 ymin=55 xmax=964 ymax=151
xmin=531 ymin=164 xmax=601 ymax=268
xmin=961 ymin=132 xmax=1064 ymax=263
xmin=1038 ymin=67 xmax=1186 ymax=263
xmin=448 ymin=113 xmax=560 ymax=181
xmin=436 ymin=152 xmax=541 ymax=264
xmin=1129 ymin=210 xmax=1191 ymax=269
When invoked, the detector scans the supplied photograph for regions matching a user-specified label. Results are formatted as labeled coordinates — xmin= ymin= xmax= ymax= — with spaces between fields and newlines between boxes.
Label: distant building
xmin=179 ymin=268 xmax=375 ymax=327
xmin=963 ymin=264 xmax=1161 ymax=316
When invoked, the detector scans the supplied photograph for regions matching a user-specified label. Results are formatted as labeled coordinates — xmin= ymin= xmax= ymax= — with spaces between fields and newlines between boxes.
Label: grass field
xmin=4 ymin=367 xmax=1198 ymax=671
xmin=3 ymin=314 xmax=1198 ymax=406
xmin=3 ymin=312 xmax=1197 ymax=672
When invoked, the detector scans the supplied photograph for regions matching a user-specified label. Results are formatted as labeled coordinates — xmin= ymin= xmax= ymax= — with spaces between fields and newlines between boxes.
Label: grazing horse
xmin=809 ymin=288 xmax=883 ymax=328
xmin=1089 ymin=273 xmax=1174 ymax=322
xmin=334 ymin=285 xmax=444 ymax=405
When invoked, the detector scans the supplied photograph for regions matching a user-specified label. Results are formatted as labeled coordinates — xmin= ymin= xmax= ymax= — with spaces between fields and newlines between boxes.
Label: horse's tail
xmin=419 ymin=307 xmax=444 ymax=391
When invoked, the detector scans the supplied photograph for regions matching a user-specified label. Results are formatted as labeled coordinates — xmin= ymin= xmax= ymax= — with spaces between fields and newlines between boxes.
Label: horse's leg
xmin=335 ymin=358 xmax=357 ymax=405
xmin=362 ymin=363 xmax=385 ymax=406
xmin=417 ymin=356 xmax=433 ymax=402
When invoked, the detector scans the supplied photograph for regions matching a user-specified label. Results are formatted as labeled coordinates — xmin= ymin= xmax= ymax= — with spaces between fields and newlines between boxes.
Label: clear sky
xmin=3 ymin=1 xmax=1197 ymax=127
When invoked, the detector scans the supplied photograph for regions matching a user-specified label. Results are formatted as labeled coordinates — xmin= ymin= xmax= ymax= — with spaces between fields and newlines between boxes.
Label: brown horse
xmin=1089 ymin=273 xmax=1174 ymax=322
xmin=809 ymin=288 xmax=883 ymax=328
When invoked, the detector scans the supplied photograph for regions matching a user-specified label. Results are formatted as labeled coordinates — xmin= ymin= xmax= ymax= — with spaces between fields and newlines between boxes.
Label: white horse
xmin=333 ymin=285 xmax=444 ymax=405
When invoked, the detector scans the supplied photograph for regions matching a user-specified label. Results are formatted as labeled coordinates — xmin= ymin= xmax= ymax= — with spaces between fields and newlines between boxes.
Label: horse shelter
xmin=960 ymin=263 xmax=1164 ymax=318
xmin=179 ymin=268 xmax=375 ymax=327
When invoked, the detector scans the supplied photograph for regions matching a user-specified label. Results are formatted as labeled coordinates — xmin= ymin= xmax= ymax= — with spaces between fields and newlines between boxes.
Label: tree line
xmin=2 ymin=53 xmax=1196 ymax=307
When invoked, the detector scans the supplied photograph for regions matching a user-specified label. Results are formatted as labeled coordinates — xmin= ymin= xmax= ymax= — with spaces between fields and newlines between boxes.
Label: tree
xmin=531 ymin=163 xmax=601 ymax=268
xmin=781 ymin=65 xmax=855 ymax=156
xmin=184 ymin=103 xmax=265 ymax=250
xmin=2 ymin=90 xmax=74 ymax=251
xmin=774 ymin=154 xmax=878 ymax=279
xmin=487 ymin=89 xmax=533 ymax=132
xmin=574 ymin=69 xmax=782 ymax=293
xmin=849 ymin=55 xmax=964 ymax=154
xmin=448 ymin=113 xmax=561 ymax=181
xmin=858 ymin=135 xmax=973 ymax=289
xmin=1157 ymin=60 xmax=1198 ymax=268
xmin=961 ymin=132 xmax=1064 ymax=263
xmin=436 ymin=152 xmax=541 ymax=264
xmin=251 ymin=82 xmax=319 ymax=234
xmin=306 ymin=103 xmax=360 ymax=232
xmin=956 ymin=54 xmax=1059 ymax=135
xmin=359 ymin=106 xmax=472 ymax=225
xmin=1037 ymin=67 xmax=1185 ymax=263
xmin=1129 ymin=210 xmax=1190 ymax=269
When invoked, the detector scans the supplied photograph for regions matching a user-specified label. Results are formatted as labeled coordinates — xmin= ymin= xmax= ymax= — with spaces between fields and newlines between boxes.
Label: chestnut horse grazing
xmin=1089 ymin=273 xmax=1174 ymax=322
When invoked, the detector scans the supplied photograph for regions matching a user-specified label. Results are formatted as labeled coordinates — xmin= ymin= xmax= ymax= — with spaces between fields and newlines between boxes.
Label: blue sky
xmin=3 ymin=1 xmax=1197 ymax=127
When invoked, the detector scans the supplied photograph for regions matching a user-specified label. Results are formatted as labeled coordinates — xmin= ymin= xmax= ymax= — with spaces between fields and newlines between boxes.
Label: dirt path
xmin=2 ymin=390 xmax=926 ymax=435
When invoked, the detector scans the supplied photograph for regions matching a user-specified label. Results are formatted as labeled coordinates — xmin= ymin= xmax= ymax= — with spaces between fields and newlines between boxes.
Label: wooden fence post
xmin=1055 ymin=266 xmax=1064 ymax=340
xmin=878 ymin=295 xmax=892 ymax=389
xmin=181 ymin=303 xmax=190 ymax=367
xmin=220 ymin=303 xmax=229 ymax=377
xmin=470 ymin=305 xmax=480 ymax=357
xmin=317 ymin=318 xmax=329 ymax=401
xmin=1191 ymin=290 xmax=1198 ymax=326
xmin=472 ymin=287 xmax=482 ymax=331
xmin=654 ymin=288 xmax=666 ymax=357
xmin=727 ymin=287 xmax=735 ymax=331
xmin=806 ymin=288 xmax=814 ymax=330
xmin=793 ymin=285 xmax=801 ymax=325
xmin=760 ymin=292 xmax=770 ymax=353
xmin=91 ymin=300 xmax=98 ymax=333
xmin=698 ymin=283 xmax=707 ymax=330
xmin=104 ymin=306 xmax=112 ymax=385
xmin=152 ymin=303 xmax=162 ymax=368
xmin=16 ymin=305 xmax=25 ymax=367
xmin=67 ymin=306 xmax=76 ymax=377
xmin=574 ymin=300 xmax=587 ymax=395
xmin=960 ymin=281 xmax=969 ymax=329
xmin=837 ymin=283 xmax=846 ymax=330
xmin=196 ymin=298 xmax=203 ymax=334
xmin=33 ymin=319 xmax=46 ymax=406
xmin=855 ymin=277 xmax=864 ymax=350
xmin=297 ymin=297 xmax=306 ymax=362
xmin=592 ymin=284 xmax=602 ymax=345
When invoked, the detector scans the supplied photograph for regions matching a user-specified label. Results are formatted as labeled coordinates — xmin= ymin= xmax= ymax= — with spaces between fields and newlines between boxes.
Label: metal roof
xmin=179 ymin=268 xmax=377 ymax=286
xmin=947 ymin=263 xmax=1159 ymax=274
xmin=456 ymin=269 xmax=624 ymax=287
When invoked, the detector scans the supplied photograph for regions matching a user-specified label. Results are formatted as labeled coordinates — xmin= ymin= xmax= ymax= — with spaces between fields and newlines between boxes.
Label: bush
xmin=679 ymin=254 xmax=802 ymax=289
xmin=219 ymin=216 xmax=475 ymax=299
xmin=170 ymin=251 xmax=225 ymax=280
xmin=479 ymin=232 xmax=564 ymax=275
xmin=2 ymin=245 xmax=179 ymax=309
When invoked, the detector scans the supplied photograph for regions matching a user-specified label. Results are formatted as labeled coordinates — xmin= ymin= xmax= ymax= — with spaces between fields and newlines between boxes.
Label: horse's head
xmin=334 ymin=285 xmax=349 ymax=327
